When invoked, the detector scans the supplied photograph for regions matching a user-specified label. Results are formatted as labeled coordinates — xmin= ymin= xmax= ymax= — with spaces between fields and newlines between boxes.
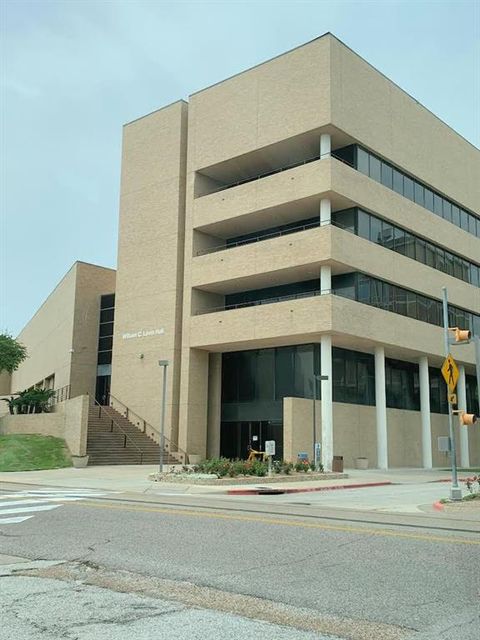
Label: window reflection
xmin=333 ymin=145 xmax=479 ymax=239
xmin=335 ymin=208 xmax=479 ymax=289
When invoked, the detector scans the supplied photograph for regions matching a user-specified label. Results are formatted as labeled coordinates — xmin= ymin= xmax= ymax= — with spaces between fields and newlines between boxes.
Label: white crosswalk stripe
xmin=0 ymin=489 xmax=115 ymax=526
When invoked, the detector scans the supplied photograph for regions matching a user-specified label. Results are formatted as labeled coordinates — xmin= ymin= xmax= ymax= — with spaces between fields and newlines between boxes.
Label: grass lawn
xmin=0 ymin=434 xmax=72 ymax=472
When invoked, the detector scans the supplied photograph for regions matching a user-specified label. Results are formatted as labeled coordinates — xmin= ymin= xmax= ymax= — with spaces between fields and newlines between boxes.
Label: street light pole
xmin=158 ymin=360 xmax=169 ymax=474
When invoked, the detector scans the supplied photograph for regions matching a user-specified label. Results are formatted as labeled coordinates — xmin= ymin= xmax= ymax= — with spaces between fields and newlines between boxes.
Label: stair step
xmin=87 ymin=402 xmax=184 ymax=466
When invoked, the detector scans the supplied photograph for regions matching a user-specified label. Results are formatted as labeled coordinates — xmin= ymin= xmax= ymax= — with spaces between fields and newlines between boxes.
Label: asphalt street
xmin=0 ymin=482 xmax=479 ymax=639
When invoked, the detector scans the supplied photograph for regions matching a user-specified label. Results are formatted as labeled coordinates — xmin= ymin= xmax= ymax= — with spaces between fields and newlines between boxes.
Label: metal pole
xmin=442 ymin=288 xmax=461 ymax=500
xmin=312 ymin=375 xmax=317 ymax=465
xmin=475 ymin=336 xmax=480 ymax=418
xmin=159 ymin=360 xmax=169 ymax=474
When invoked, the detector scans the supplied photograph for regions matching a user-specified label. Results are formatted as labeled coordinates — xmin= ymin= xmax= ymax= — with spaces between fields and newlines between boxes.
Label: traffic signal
xmin=449 ymin=327 xmax=471 ymax=342
xmin=460 ymin=413 xmax=477 ymax=426
xmin=453 ymin=410 xmax=477 ymax=426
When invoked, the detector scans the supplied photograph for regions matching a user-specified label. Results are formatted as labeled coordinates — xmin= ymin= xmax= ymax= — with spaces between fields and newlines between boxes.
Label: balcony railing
xmin=197 ymin=147 xmax=355 ymax=197
xmin=196 ymin=288 xmax=333 ymax=315
xmin=196 ymin=219 xmax=324 ymax=256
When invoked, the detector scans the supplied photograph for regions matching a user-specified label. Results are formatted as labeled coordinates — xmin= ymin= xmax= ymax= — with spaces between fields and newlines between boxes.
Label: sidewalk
xmin=0 ymin=465 xmax=471 ymax=496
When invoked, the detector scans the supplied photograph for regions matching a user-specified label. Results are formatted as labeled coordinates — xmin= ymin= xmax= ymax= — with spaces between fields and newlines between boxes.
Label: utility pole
xmin=441 ymin=288 xmax=462 ymax=501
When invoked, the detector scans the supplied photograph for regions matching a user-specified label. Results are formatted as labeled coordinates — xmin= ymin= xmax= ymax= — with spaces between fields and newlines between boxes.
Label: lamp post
xmin=158 ymin=360 xmax=169 ymax=473
xmin=313 ymin=373 xmax=328 ymax=470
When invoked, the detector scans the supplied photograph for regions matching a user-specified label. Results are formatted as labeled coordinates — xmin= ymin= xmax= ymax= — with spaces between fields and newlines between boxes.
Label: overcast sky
xmin=2 ymin=0 xmax=479 ymax=336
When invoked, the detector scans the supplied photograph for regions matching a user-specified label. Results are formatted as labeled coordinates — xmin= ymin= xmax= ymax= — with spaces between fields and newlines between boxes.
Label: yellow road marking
xmin=78 ymin=501 xmax=480 ymax=546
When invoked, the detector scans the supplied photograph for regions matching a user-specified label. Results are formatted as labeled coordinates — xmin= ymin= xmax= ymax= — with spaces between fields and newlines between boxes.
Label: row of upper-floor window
xmin=201 ymin=205 xmax=479 ymax=288
xmin=221 ymin=344 xmax=479 ymax=414
xmin=213 ymin=273 xmax=480 ymax=335
xmin=97 ymin=293 xmax=115 ymax=366
xmin=333 ymin=208 xmax=480 ymax=288
xmin=333 ymin=145 xmax=480 ymax=239
xmin=335 ymin=272 xmax=480 ymax=336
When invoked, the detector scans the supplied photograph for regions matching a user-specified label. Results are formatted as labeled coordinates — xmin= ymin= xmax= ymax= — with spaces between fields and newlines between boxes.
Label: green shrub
xmin=295 ymin=460 xmax=310 ymax=473
xmin=250 ymin=459 xmax=268 ymax=477
xmin=273 ymin=460 xmax=294 ymax=475
xmin=194 ymin=457 xmax=232 ymax=477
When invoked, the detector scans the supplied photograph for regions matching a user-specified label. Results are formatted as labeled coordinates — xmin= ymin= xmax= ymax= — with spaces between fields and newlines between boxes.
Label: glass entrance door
xmin=220 ymin=421 xmax=283 ymax=460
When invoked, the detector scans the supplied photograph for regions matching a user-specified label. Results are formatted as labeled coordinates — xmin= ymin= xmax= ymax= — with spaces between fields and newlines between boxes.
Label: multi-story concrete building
xmin=5 ymin=34 xmax=479 ymax=469
xmin=111 ymin=33 xmax=479 ymax=470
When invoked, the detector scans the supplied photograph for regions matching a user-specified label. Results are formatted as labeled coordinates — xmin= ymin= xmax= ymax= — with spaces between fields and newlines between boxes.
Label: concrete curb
xmin=433 ymin=501 xmax=445 ymax=511
xmin=227 ymin=480 xmax=393 ymax=496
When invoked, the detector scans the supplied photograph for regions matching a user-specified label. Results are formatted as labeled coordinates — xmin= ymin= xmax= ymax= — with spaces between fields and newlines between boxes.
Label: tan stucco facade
xmin=6 ymin=262 xmax=115 ymax=401
xmin=174 ymin=34 xmax=479 ymax=466
xmin=110 ymin=101 xmax=188 ymax=447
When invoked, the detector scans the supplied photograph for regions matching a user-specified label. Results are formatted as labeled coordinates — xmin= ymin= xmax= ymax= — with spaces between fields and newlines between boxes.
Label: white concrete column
xmin=320 ymin=265 xmax=331 ymax=294
xmin=320 ymin=133 xmax=331 ymax=159
xmin=419 ymin=356 xmax=432 ymax=469
xmin=457 ymin=365 xmax=470 ymax=468
xmin=320 ymin=197 xmax=331 ymax=225
xmin=321 ymin=334 xmax=333 ymax=472
xmin=374 ymin=346 xmax=388 ymax=470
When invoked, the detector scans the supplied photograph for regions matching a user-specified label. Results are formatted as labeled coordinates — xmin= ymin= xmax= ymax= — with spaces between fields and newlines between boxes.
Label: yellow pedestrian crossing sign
xmin=441 ymin=354 xmax=459 ymax=393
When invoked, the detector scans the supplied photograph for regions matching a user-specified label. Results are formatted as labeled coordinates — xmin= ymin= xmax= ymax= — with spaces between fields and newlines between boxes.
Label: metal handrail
xmin=196 ymin=150 xmax=353 ymax=197
xmin=108 ymin=394 xmax=187 ymax=463
xmin=91 ymin=397 xmax=144 ymax=464
xmin=196 ymin=219 xmax=322 ymax=256
xmin=196 ymin=288 xmax=329 ymax=315
xmin=50 ymin=385 xmax=71 ymax=406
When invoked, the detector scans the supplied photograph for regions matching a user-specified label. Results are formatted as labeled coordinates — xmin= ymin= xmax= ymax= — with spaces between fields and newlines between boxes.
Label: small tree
xmin=0 ymin=333 xmax=28 ymax=374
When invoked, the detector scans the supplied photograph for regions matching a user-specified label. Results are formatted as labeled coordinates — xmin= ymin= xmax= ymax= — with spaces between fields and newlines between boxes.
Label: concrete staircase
xmin=87 ymin=404 xmax=181 ymax=466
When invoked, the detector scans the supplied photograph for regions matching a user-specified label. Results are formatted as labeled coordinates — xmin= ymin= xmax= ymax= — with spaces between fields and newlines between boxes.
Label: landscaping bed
xmin=149 ymin=472 xmax=348 ymax=484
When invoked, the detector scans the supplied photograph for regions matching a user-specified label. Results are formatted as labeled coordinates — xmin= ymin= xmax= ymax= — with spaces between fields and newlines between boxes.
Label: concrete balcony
xmin=192 ymin=158 xmax=334 ymax=236
xmin=189 ymin=293 xmax=477 ymax=367
xmin=190 ymin=293 xmax=333 ymax=351
xmin=192 ymin=225 xmax=332 ymax=292
xmin=191 ymin=223 xmax=480 ymax=314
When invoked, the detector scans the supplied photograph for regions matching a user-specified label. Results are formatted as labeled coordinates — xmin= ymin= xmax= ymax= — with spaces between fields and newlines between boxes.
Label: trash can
xmin=332 ymin=455 xmax=344 ymax=472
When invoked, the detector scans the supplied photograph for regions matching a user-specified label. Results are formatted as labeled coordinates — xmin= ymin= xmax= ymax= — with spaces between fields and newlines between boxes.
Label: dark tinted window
xmin=98 ymin=336 xmax=113 ymax=351
xmin=99 ymin=322 xmax=114 ymax=337
xmin=97 ymin=351 xmax=112 ymax=365
xmin=100 ymin=308 xmax=114 ymax=323
xmin=424 ymin=189 xmax=434 ymax=211
xmin=393 ymin=169 xmax=403 ymax=194
xmin=451 ymin=205 xmax=460 ymax=226
xmin=403 ymin=176 xmax=414 ymax=200
xmin=381 ymin=163 xmax=393 ymax=189
xmin=433 ymin=194 xmax=443 ymax=216
xmin=357 ymin=148 xmax=370 ymax=175
xmin=469 ymin=214 xmax=477 ymax=235
xmin=415 ymin=238 xmax=426 ymax=263
xmin=370 ymin=216 xmax=383 ymax=244
xmin=275 ymin=347 xmax=295 ymax=400
xmin=357 ymin=209 xmax=370 ymax=239
xmin=101 ymin=294 xmax=115 ymax=309
xmin=414 ymin=182 xmax=424 ymax=206
xmin=369 ymin=155 xmax=381 ymax=182
xmin=442 ymin=200 xmax=452 ymax=222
